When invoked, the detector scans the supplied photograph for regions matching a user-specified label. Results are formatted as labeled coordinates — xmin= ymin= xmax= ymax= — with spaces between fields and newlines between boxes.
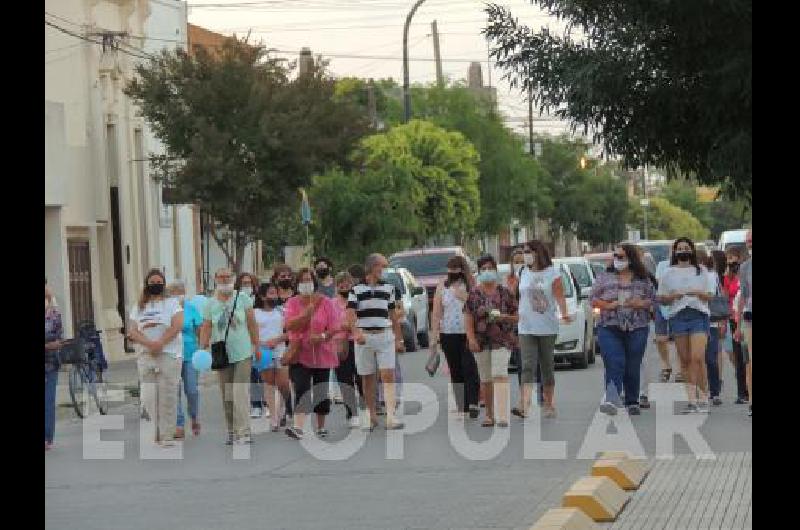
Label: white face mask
xmin=217 ymin=282 xmax=234 ymax=294
xmin=614 ymin=259 xmax=629 ymax=271
xmin=523 ymin=253 xmax=534 ymax=266
xmin=241 ymin=286 xmax=253 ymax=297
xmin=297 ymin=282 xmax=315 ymax=296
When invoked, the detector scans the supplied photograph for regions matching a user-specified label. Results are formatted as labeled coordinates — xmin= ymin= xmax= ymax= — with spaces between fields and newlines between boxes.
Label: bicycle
xmin=60 ymin=321 xmax=109 ymax=418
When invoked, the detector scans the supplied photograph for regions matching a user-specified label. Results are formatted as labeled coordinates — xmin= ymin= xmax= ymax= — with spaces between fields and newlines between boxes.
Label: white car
xmin=381 ymin=267 xmax=430 ymax=352
xmin=552 ymin=259 xmax=593 ymax=368
xmin=718 ymin=229 xmax=749 ymax=253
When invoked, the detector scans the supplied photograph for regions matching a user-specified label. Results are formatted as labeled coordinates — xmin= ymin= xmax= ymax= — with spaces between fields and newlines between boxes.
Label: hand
xmin=149 ymin=340 xmax=164 ymax=355
xmin=734 ymin=328 xmax=742 ymax=342
xmin=254 ymin=347 xmax=262 ymax=362
xmin=355 ymin=332 xmax=366 ymax=345
xmin=310 ymin=333 xmax=327 ymax=345
xmin=624 ymin=297 xmax=645 ymax=309
xmin=45 ymin=340 xmax=64 ymax=351
xmin=560 ymin=314 xmax=574 ymax=324
xmin=604 ymin=300 xmax=619 ymax=311
xmin=395 ymin=338 xmax=405 ymax=353
xmin=265 ymin=338 xmax=280 ymax=349
xmin=429 ymin=342 xmax=439 ymax=355
xmin=468 ymin=338 xmax=481 ymax=353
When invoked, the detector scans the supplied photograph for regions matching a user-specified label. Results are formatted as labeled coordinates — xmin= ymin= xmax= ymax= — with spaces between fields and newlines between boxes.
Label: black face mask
xmin=265 ymin=297 xmax=280 ymax=308
xmin=728 ymin=263 xmax=740 ymax=273
xmin=675 ymin=251 xmax=692 ymax=262
xmin=316 ymin=269 xmax=330 ymax=280
xmin=278 ymin=279 xmax=292 ymax=290
xmin=447 ymin=273 xmax=462 ymax=283
xmin=338 ymin=290 xmax=350 ymax=297
xmin=146 ymin=284 xmax=165 ymax=296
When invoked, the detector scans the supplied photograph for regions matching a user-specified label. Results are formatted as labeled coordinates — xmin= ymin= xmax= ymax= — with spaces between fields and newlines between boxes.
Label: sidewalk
xmin=606 ymin=452 xmax=752 ymax=529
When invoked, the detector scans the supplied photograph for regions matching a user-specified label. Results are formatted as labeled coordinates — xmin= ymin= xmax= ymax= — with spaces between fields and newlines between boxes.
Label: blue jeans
xmin=45 ymin=367 xmax=59 ymax=443
xmin=251 ymin=366 xmax=264 ymax=408
xmin=598 ymin=326 xmax=650 ymax=407
xmin=705 ymin=327 xmax=721 ymax=398
xmin=176 ymin=361 xmax=199 ymax=428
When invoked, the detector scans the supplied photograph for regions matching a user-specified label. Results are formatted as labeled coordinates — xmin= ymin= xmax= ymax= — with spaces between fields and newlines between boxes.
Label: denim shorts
xmin=669 ymin=308 xmax=710 ymax=337
xmin=654 ymin=304 xmax=670 ymax=336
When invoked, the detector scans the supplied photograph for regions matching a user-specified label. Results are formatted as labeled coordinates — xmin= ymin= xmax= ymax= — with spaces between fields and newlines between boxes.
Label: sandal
xmin=481 ymin=418 xmax=495 ymax=427
xmin=511 ymin=407 xmax=525 ymax=418
xmin=660 ymin=368 xmax=672 ymax=383
xmin=191 ymin=421 xmax=201 ymax=437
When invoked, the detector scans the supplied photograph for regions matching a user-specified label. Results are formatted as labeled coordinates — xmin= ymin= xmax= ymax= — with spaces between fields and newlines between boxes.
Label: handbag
xmin=211 ymin=291 xmax=240 ymax=370
xmin=709 ymin=279 xmax=730 ymax=322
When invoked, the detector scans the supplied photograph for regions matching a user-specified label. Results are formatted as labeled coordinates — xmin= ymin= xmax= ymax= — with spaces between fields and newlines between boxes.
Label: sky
xmin=184 ymin=0 xmax=578 ymax=139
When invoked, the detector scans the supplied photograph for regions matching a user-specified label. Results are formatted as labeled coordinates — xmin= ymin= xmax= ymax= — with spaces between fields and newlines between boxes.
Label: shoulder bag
xmin=211 ymin=291 xmax=240 ymax=370
xmin=708 ymin=278 xmax=730 ymax=322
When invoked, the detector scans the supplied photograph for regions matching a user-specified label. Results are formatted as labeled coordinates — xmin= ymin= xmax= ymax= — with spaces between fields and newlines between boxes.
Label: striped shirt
xmin=347 ymin=280 xmax=396 ymax=329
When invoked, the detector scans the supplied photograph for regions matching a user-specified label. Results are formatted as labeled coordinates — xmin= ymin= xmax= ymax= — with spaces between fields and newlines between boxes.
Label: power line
xmin=45 ymin=19 xmax=154 ymax=61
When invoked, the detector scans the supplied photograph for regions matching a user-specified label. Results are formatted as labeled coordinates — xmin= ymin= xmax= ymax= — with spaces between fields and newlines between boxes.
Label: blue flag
xmin=300 ymin=188 xmax=312 ymax=226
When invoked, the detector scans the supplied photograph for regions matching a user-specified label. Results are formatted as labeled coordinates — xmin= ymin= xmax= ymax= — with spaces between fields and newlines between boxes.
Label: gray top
xmin=316 ymin=282 xmax=336 ymax=299
xmin=739 ymin=258 xmax=752 ymax=313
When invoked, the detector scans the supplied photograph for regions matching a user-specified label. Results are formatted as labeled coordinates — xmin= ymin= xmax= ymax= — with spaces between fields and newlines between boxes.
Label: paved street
xmin=45 ymin=337 xmax=752 ymax=530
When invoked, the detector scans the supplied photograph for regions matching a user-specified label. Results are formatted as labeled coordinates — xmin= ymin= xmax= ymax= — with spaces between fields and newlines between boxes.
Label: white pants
xmin=355 ymin=329 xmax=396 ymax=375
xmin=138 ymin=354 xmax=182 ymax=442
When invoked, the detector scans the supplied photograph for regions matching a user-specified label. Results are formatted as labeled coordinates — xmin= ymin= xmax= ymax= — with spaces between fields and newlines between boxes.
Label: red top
xmin=284 ymin=295 xmax=342 ymax=369
xmin=722 ymin=274 xmax=740 ymax=314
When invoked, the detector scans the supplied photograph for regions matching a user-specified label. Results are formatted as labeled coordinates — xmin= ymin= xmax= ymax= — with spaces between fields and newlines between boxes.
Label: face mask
xmin=613 ymin=259 xmax=629 ymax=270
xmin=513 ymin=264 xmax=524 ymax=275
xmin=675 ymin=251 xmax=692 ymax=262
xmin=297 ymin=282 xmax=315 ymax=296
xmin=146 ymin=284 xmax=165 ymax=296
xmin=478 ymin=270 xmax=498 ymax=284
xmin=241 ymin=286 xmax=253 ymax=297
xmin=728 ymin=263 xmax=740 ymax=273
xmin=523 ymin=253 xmax=534 ymax=266
xmin=338 ymin=290 xmax=350 ymax=297
xmin=316 ymin=269 xmax=330 ymax=280
xmin=217 ymin=282 xmax=234 ymax=294
xmin=278 ymin=279 xmax=292 ymax=290
xmin=447 ymin=272 xmax=462 ymax=283
xmin=266 ymin=297 xmax=279 ymax=307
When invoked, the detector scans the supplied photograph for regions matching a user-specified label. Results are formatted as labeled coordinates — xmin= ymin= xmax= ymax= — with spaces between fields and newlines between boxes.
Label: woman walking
xmin=283 ymin=268 xmax=343 ymax=439
xmin=199 ymin=268 xmax=259 ymax=445
xmin=254 ymin=283 xmax=290 ymax=432
xmin=431 ymin=256 xmax=480 ymax=419
xmin=127 ymin=269 xmax=184 ymax=447
xmin=514 ymin=241 xmax=571 ymax=419
xmin=169 ymin=280 xmax=203 ymax=439
xmin=591 ymin=245 xmax=656 ymax=415
xmin=464 ymin=255 xmax=518 ymax=427
xmin=45 ymin=280 xmax=63 ymax=451
xmin=704 ymin=251 xmax=728 ymax=406
xmin=333 ymin=272 xmax=364 ymax=429
xmin=658 ymin=238 xmax=715 ymax=414
xmin=234 ymin=273 xmax=268 ymax=420
xmin=723 ymin=248 xmax=747 ymax=404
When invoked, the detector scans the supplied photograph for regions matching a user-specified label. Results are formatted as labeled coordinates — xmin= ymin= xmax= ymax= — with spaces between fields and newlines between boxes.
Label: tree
xmin=485 ymin=0 xmax=752 ymax=202
xmin=659 ymin=178 xmax=751 ymax=239
xmin=627 ymin=197 xmax=710 ymax=241
xmin=574 ymin=167 xmax=629 ymax=246
xmin=125 ymin=37 xmax=369 ymax=272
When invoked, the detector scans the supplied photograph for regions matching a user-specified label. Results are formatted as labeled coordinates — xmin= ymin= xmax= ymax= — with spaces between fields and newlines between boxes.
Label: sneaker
xmin=735 ymin=397 xmax=748 ymax=405
xmin=263 ymin=407 xmax=271 ymax=419
xmin=681 ymin=403 xmax=698 ymax=414
xmin=316 ymin=429 xmax=329 ymax=438
xmin=468 ymin=405 xmax=480 ymax=419
xmin=225 ymin=432 xmax=235 ymax=445
xmin=543 ymin=406 xmax=557 ymax=419
xmin=712 ymin=396 xmax=723 ymax=406
xmin=159 ymin=440 xmax=177 ymax=448
xmin=45 ymin=441 xmax=53 ymax=451
xmin=675 ymin=373 xmax=686 ymax=383
xmin=250 ymin=407 xmax=262 ymax=419
xmin=627 ymin=405 xmax=641 ymax=416
xmin=600 ymin=402 xmax=618 ymax=416
xmin=174 ymin=427 xmax=185 ymax=439
xmin=236 ymin=435 xmax=253 ymax=445
xmin=697 ymin=402 xmax=710 ymax=414
xmin=348 ymin=415 xmax=361 ymax=429
xmin=639 ymin=395 xmax=651 ymax=409
xmin=270 ymin=423 xmax=281 ymax=432
xmin=748 ymin=405 xmax=752 ymax=417
xmin=280 ymin=416 xmax=288 ymax=428
xmin=385 ymin=420 xmax=405 ymax=430
xmin=285 ymin=427 xmax=304 ymax=440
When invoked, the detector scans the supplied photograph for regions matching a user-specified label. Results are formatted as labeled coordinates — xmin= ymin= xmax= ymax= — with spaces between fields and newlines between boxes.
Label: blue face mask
xmin=478 ymin=270 xmax=498 ymax=284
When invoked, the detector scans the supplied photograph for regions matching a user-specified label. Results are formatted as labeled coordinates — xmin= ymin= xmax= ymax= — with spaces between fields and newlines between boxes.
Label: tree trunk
xmin=233 ymin=235 xmax=247 ymax=274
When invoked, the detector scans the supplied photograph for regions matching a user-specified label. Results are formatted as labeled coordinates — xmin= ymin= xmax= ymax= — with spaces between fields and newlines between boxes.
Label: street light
xmin=403 ymin=0 xmax=428 ymax=122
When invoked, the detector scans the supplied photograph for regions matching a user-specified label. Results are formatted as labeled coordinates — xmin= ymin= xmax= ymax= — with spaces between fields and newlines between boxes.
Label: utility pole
xmin=431 ymin=20 xmax=444 ymax=88
xmin=528 ymin=87 xmax=534 ymax=156
xmin=403 ymin=0 xmax=428 ymax=122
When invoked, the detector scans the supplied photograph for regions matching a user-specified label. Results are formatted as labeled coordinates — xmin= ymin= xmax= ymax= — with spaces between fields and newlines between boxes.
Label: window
xmin=389 ymin=252 xmax=454 ymax=276
xmin=559 ymin=267 xmax=575 ymax=298
xmin=381 ymin=272 xmax=405 ymax=296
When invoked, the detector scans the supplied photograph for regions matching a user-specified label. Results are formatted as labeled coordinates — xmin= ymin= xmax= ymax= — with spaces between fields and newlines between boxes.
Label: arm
xmin=552 ymin=276 xmax=572 ymax=322
xmin=500 ymin=287 xmax=519 ymax=324
xmin=152 ymin=311 xmax=185 ymax=355
xmin=430 ymin=282 xmax=444 ymax=347
xmin=45 ymin=310 xmax=65 ymax=350
xmin=198 ymin=320 xmax=211 ymax=350
xmin=246 ymin=308 xmax=259 ymax=354
xmin=390 ymin=302 xmax=404 ymax=352
xmin=347 ymin=307 xmax=365 ymax=344
xmin=464 ymin=311 xmax=480 ymax=353
xmin=126 ymin=318 xmax=154 ymax=350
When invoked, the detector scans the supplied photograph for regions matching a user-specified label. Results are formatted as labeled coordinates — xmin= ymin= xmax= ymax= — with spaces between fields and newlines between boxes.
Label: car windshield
xmin=560 ymin=268 xmax=575 ymax=297
xmin=567 ymin=263 xmax=592 ymax=288
xmin=381 ymin=272 xmax=405 ymax=296
xmin=590 ymin=263 xmax=607 ymax=277
xmin=389 ymin=253 xmax=454 ymax=276
xmin=638 ymin=243 xmax=671 ymax=264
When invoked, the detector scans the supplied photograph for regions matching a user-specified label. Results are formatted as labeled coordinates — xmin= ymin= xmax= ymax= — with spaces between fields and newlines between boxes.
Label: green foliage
xmin=627 ymin=197 xmax=710 ymax=241
xmin=124 ymin=37 xmax=369 ymax=270
xmin=485 ymin=0 xmax=752 ymax=202
xmin=574 ymin=167 xmax=629 ymax=245
xmin=658 ymin=178 xmax=751 ymax=239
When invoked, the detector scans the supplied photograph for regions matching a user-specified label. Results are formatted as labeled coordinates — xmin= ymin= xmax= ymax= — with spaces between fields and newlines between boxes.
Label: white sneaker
xmin=348 ymin=415 xmax=361 ymax=429
xmin=263 ymin=407 xmax=271 ymax=419
xmin=250 ymin=407 xmax=262 ymax=419
xmin=697 ymin=402 xmax=710 ymax=414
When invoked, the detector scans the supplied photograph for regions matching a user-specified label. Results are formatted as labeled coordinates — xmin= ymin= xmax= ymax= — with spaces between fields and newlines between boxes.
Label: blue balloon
xmin=254 ymin=347 xmax=273 ymax=372
xmin=192 ymin=349 xmax=212 ymax=372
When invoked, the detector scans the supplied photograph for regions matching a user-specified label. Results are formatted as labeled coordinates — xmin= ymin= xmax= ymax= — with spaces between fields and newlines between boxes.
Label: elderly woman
xmin=45 ymin=280 xmax=63 ymax=451
xmin=168 ymin=280 xmax=203 ymax=439
xmin=127 ymin=269 xmax=184 ymax=447
xmin=235 ymin=272 xmax=268 ymax=420
xmin=199 ymin=268 xmax=259 ymax=445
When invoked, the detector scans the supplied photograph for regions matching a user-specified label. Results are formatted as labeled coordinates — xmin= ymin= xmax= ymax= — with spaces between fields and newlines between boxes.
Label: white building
xmin=45 ymin=0 xmax=198 ymax=361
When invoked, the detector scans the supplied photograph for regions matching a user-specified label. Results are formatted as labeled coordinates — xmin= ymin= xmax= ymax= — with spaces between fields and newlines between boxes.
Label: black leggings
xmin=335 ymin=341 xmax=364 ymax=418
xmin=289 ymin=364 xmax=332 ymax=416
xmin=729 ymin=319 xmax=748 ymax=400
xmin=440 ymin=333 xmax=480 ymax=412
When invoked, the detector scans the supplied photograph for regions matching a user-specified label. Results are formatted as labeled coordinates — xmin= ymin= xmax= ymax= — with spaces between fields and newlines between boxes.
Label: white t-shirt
xmin=518 ymin=265 xmax=561 ymax=336
xmin=657 ymin=265 xmax=715 ymax=318
xmin=254 ymin=307 xmax=286 ymax=358
xmin=655 ymin=260 xmax=670 ymax=282
xmin=129 ymin=298 xmax=184 ymax=358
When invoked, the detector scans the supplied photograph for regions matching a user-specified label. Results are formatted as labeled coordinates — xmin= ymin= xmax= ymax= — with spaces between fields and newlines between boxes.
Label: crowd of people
xmin=45 ymin=231 xmax=752 ymax=449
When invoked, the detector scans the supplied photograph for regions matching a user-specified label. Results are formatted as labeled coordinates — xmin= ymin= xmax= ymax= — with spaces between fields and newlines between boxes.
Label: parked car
xmin=381 ymin=267 xmax=430 ymax=352
xmin=554 ymin=257 xmax=597 ymax=365
xmin=549 ymin=262 xmax=590 ymax=368
xmin=622 ymin=239 xmax=673 ymax=265
xmin=388 ymin=247 xmax=474 ymax=308
xmin=718 ymin=229 xmax=748 ymax=253
xmin=585 ymin=252 xmax=612 ymax=278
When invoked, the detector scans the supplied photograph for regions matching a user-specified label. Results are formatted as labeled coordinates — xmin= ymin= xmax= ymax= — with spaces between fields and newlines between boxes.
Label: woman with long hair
xmin=591 ymin=245 xmax=656 ymax=415
xmin=333 ymin=271 xmax=365 ymax=429
xmin=658 ymin=238 xmax=715 ymax=414
xmin=272 ymin=265 xmax=295 ymax=305
xmin=168 ymin=280 xmax=203 ymax=439
xmin=723 ymin=247 xmax=747 ymax=404
xmin=236 ymin=272 xmax=268 ymax=420
xmin=431 ymin=255 xmax=480 ymax=419
xmin=127 ymin=269 xmax=184 ymax=447
xmin=704 ymin=250 xmax=728 ymax=406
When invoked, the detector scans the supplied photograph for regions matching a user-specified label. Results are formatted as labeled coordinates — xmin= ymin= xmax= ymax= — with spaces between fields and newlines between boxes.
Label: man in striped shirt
xmin=347 ymin=253 xmax=405 ymax=430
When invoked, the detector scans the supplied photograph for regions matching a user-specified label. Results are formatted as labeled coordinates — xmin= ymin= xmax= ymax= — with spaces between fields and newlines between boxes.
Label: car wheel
xmin=404 ymin=319 xmax=418 ymax=353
